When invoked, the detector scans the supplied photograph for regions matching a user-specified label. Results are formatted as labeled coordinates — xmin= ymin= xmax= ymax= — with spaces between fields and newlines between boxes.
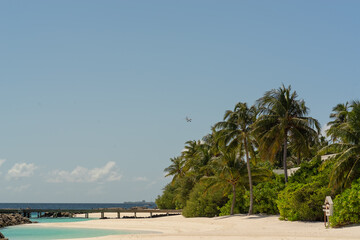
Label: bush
xmin=276 ymin=157 xmax=336 ymax=221
xmin=155 ymin=183 xmax=177 ymax=209
xmin=245 ymin=175 xmax=285 ymax=215
xmin=182 ymin=181 xmax=228 ymax=217
xmin=277 ymin=180 xmax=331 ymax=221
xmin=219 ymin=189 xmax=247 ymax=216
xmin=330 ymin=178 xmax=360 ymax=227
xmin=173 ymin=176 xmax=195 ymax=209
xmin=288 ymin=157 xmax=322 ymax=184
xmin=219 ymin=175 xmax=285 ymax=216
xmin=156 ymin=176 xmax=195 ymax=210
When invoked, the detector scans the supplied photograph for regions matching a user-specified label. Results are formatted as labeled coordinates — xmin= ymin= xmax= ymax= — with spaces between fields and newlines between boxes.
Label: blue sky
xmin=0 ymin=0 xmax=359 ymax=202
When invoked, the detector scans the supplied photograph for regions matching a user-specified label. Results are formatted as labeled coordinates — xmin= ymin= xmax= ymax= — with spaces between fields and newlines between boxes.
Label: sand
xmin=38 ymin=213 xmax=360 ymax=240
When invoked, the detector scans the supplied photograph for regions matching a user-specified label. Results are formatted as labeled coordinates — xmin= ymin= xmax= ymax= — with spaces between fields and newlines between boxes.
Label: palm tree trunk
xmin=283 ymin=135 xmax=288 ymax=183
xmin=244 ymin=138 xmax=253 ymax=215
xmin=230 ymin=184 xmax=236 ymax=215
xmin=297 ymin=152 xmax=301 ymax=165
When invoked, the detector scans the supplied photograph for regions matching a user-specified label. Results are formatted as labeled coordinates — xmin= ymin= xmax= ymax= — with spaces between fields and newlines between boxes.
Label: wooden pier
xmin=0 ymin=208 xmax=182 ymax=219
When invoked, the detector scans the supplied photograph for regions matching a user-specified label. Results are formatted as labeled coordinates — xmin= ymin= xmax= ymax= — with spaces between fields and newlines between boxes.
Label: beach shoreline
xmin=36 ymin=213 xmax=360 ymax=240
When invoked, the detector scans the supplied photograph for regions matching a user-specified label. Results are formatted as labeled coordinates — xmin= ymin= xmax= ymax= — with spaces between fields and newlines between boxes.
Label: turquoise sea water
xmin=30 ymin=217 xmax=96 ymax=223
xmin=1 ymin=225 xmax=142 ymax=240
xmin=1 ymin=218 xmax=150 ymax=240
xmin=0 ymin=203 xmax=157 ymax=239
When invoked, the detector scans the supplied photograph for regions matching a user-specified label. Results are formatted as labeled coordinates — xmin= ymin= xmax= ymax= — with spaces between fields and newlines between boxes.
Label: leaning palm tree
xmin=210 ymin=146 xmax=246 ymax=215
xmin=320 ymin=100 xmax=360 ymax=190
xmin=164 ymin=156 xmax=185 ymax=183
xmin=253 ymin=85 xmax=320 ymax=182
xmin=326 ymin=102 xmax=350 ymax=143
xmin=206 ymin=144 xmax=272 ymax=215
xmin=180 ymin=139 xmax=215 ymax=182
xmin=329 ymin=102 xmax=350 ymax=125
xmin=214 ymin=102 xmax=257 ymax=215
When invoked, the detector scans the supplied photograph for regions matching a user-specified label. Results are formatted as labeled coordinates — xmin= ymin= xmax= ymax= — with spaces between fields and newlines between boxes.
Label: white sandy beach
xmin=37 ymin=213 xmax=360 ymax=240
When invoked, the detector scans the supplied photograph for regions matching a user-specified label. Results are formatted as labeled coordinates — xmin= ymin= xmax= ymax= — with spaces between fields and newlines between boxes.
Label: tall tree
xmin=164 ymin=156 xmax=185 ymax=183
xmin=210 ymin=146 xmax=246 ymax=215
xmin=214 ymin=102 xmax=257 ymax=215
xmin=326 ymin=102 xmax=350 ymax=143
xmin=182 ymin=140 xmax=214 ymax=180
xmin=320 ymin=101 xmax=360 ymax=190
xmin=288 ymin=127 xmax=319 ymax=165
xmin=253 ymin=85 xmax=320 ymax=182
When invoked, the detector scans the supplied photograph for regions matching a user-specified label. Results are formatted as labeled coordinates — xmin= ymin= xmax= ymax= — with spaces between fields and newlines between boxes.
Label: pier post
xmin=117 ymin=212 xmax=120 ymax=219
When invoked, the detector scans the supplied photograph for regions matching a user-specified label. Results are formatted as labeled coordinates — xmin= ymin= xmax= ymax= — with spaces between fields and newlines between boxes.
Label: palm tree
xmin=182 ymin=140 xmax=214 ymax=179
xmin=329 ymin=102 xmax=350 ymax=125
xmin=288 ymin=127 xmax=319 ymax=165
xmin=253 ymin=85 xmax=320 ymax=182
xmin=320 ymin=100 xmax=360 ymax=190
xmin=326 ymin=102 xmax=350 ymax=143
xmin=210 ymin=146 xmax=246 ymax=215
xmin=164 ymin=156 xmax=185 ymax=183
xmin=214 ymin=102 xmax=257 ymax=215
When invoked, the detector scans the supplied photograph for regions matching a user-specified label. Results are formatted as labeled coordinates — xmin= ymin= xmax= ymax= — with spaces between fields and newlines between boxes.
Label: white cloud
xmin=133 ymin=177 xmax=148 ymax=182
xmin=7 ymin=163 xmax=37 ymax=179
xmin=48 ymin=161 xmax=122 ymax=183
xmin=0 ymin=159 xmax=5 ymax=167
xmin=0 ymin=159 xmax=5 ymax=176
xmin=6 ymin=184 xmax=31 ymax=192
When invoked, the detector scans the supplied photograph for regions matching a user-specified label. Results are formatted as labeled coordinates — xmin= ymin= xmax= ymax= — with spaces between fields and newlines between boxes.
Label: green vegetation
xmin=320 ymin=101 xmax=360 ymax=191
xmin=156 ymin=84 xmax=360 ymax=227
xmin=277 ymin=181 xmax=331 ymax=221
xmin=219 ymin=190 xmax=247 ymax=216
xmin=330 ymin=178 xmax=360 ymax=227
xmin=253 ymin=85 xmax=320 ymax=182
xmin=182 ymin=180 xmax=227 ymax=217
xmin=214 ymin=102 xmax=257 ymax=214
xmin=248 ymin=176 xmax=285 ymax=215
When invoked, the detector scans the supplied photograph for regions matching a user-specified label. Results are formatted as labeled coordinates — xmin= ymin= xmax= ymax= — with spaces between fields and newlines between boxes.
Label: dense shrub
xmin=156 ymin=176 xmax=195 ymax=210
xmin=173 ymin=176 xmax=195 ymax=209
xmin=245 ymin=175 xmax=285 ymax=214
xmin=182 ymin=181 xmax=228 ymax=217
xmin=155 ymin=183 xmax=177 ymax=209
xmin=277 ymin=157 xmax=336 ymax=221
xmin=277 ymin=180 xmax=331 ymax=221
xmin=330 ymin=178 xmax=360 ymax=227
xmin=219 ymin=189 xmax=247 ymax=216
xmin=288 ymin=157 xmax=322 ymax=184
xmin=219 ymin=175 xmax=285 ymax=216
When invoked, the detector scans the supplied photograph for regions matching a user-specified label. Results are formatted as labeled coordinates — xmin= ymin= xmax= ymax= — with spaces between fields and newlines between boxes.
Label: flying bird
xmin=185 ymin=116 xmax=192 ymax=122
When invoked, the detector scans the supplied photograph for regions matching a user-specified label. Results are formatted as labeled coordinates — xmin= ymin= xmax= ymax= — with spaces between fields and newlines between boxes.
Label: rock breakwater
xmin=0 ymin=213 xmax=32 ymax=228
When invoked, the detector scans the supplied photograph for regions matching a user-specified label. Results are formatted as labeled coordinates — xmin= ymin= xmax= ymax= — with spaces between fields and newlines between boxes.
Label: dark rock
xmin=0 ymin=213 xmax=32 ymax=229
xmin=41 ymin=212 xmax=74 ymax=218
xmin=130 ymin=206 xmax=147 ymax=210
xmin=0 ymin=231 xmax=8 ymax=240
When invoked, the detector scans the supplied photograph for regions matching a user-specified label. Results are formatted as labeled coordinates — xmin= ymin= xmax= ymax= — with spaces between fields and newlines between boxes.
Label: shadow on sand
xmin=214 ymin=214 xmax=275 ymax=220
